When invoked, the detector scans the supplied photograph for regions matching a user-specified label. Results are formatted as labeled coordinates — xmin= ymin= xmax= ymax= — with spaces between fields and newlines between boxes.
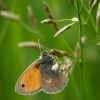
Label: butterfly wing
xmin=40 ymin=64 xmax=68 ymax=94
xmin=15 ymin=59 xmax=42 ymax=95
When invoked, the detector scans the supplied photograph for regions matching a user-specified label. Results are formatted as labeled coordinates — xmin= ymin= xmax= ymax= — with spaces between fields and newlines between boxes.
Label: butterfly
xmin=15 ymin=50 xmax=68 ymax=95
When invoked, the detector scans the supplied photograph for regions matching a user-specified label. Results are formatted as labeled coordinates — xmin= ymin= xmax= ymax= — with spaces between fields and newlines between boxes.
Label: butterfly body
xmin=15 ymin=50 xmax=68 ymax=95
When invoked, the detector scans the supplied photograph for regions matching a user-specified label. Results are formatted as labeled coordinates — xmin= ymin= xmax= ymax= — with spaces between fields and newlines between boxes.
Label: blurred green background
xmin=0 ymin=0 xmax=100 ymax=100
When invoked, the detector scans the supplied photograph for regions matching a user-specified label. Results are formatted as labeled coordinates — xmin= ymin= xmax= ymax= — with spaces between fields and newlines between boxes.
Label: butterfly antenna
xmin=38 ymin=39 xmax=42 ymax=54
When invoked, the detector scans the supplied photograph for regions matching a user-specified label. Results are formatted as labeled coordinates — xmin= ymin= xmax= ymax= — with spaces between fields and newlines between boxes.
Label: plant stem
xmin=79 ymin=0 xmax=85 ymax=14
xmin=20 ymin=20 xmax=37 ymax=34
xmin=80 ymin=0 xmax=89 ymax=13
xmin=76 ymin=0 xmax=85 ymax=100
xmin=76 ymin=0 xmax=82 ymax=65
xmin=61 ymin=36 xmax=75 ymax=57
xmin=90 ymin=15 xmax=97 ymax=34
xmin=55 ymin=19 xmax=72 ymax=22
xmin=80 ymin=0 xmax=97 ymax=34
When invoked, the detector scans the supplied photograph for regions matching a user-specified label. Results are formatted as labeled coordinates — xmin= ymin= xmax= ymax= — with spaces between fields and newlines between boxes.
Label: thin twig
xmin=61 ymin=36 xmax=75 ymax=57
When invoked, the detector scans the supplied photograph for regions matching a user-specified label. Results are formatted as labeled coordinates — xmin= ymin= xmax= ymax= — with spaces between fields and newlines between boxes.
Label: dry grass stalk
xmin=54 ymin=23 xmax=74 ymax=37
xmin=50 ymin=49 xmax=72 ymax=58
xmin=74 ymin=36 xmax=86 ymax=57
xmin=81 ymin=36 xmax=86 ymax=45
xmin=90 ymin=0 xmax=99 ymax=13
xmin=0 ymin=11 xmax=20 ymax=22
xmin=18 ymin=41 xmax=44 ymax=49
xmin=43 ymin=1 xmax=58 ymax=31
xmin=96 ymin=2 xmax=100 ymax=28
xmin=97 ymin=42 xmax=100 ymax=46
xmin=74 ymin=42 xmax=80 ymax=57
xmin=27 ymin=6 xmax=37 ymax=29
xmin=41 ymin=19 xmax=54 ymax=24
xmin=89 ymin=0 xmax=94 ymax=8
xmin=71 ymin=17 xmax=78 ymax=22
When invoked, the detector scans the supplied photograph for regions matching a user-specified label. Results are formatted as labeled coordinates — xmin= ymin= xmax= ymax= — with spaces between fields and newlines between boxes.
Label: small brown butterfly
xmin=15 ymin=50 xmax=68 ymax=95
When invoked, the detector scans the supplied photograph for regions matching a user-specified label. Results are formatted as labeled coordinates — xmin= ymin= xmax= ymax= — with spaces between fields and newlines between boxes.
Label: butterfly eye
xmin=21 ymin=83 xmax=25 ymax=88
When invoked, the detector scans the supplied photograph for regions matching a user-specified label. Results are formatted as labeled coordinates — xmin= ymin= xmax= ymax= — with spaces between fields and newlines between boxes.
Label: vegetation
xmin=0 ymin=0 xmax=100 ymax=100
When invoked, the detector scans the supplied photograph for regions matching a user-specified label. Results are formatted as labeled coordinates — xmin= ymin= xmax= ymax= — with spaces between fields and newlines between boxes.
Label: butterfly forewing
xmin=15 ymin=60 xmax=42 ymax=95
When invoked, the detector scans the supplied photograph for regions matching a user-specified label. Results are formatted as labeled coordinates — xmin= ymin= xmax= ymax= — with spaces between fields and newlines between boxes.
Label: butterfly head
xmin=40 ymin=50 xmax=54 ymax=63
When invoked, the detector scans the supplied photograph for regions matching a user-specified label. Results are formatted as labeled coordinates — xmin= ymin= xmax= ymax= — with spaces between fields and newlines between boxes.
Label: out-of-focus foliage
xmin=0 ymin=0 xmax=100 ymax=100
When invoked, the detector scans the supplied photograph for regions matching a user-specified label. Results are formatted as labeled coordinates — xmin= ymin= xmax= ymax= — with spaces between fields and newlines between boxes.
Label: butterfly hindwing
xmin=40 ymin=63 xmax=68 ymax=94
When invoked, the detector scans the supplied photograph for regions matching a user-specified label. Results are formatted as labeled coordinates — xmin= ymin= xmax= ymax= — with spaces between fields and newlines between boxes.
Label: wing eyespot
xmin=21 ymin=83 xmax=25 ymax=88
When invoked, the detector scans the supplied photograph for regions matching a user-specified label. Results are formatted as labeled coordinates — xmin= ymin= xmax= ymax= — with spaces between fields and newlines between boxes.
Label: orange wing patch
xmin=15 ymin=60 xmax=41 ymax=95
